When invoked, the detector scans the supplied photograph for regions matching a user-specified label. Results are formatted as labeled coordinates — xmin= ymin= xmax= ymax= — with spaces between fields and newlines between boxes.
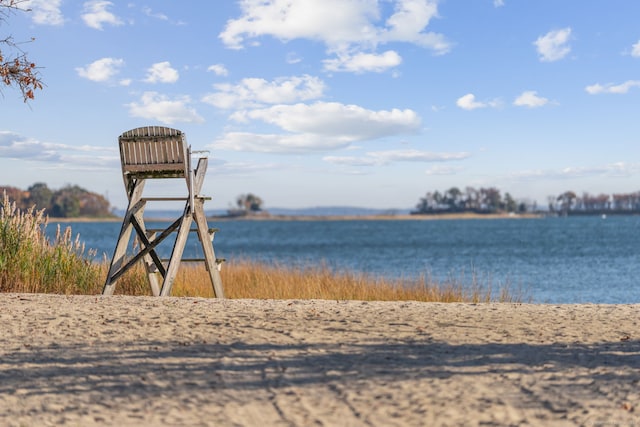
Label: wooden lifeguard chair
xmin=103 ymin=126 xmax=225 ymax=297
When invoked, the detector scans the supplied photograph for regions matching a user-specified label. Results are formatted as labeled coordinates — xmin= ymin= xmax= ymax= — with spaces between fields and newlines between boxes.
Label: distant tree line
xmin=413 ymin=187 xmax=531 ymax=215
xmin=0 ymin=183 xmax=113 ymax=218
xmin=550 ymin=191 xmax=640 ymax=215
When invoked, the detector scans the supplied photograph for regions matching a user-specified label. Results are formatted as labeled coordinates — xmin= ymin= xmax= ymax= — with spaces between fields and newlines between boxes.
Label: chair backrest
xmin=119 ymin=126 xmax=189 ymax=179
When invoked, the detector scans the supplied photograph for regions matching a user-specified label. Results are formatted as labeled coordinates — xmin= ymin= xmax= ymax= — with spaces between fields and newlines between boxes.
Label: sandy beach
xmin=0 ymin=295 xmax=638 ymax=426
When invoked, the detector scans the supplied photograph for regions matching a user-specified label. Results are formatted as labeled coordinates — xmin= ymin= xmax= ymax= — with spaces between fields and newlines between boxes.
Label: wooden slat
xmin=123 ymin=164 xmax=185 ymax=173
xmin=119 ymin=126 xmax=189 ymax=178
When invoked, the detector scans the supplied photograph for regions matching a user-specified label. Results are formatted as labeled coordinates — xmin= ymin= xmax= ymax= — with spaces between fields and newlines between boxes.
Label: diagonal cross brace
xmin=107 ymin=216 xmax=181 ymax=284
xmin=130 ymin=215 xmax=167 ymax=277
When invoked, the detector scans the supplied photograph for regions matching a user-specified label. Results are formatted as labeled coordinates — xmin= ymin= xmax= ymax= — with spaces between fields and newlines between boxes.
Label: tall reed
xmin=0 ymin=192 xmax=101 ymax=293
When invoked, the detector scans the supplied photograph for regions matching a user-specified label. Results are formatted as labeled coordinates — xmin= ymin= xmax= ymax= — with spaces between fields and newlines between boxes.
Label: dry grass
xmin=162 ymin=260 xmax=525 ymax=303
xmin=0 ymin=192 xmax=525 ymax=302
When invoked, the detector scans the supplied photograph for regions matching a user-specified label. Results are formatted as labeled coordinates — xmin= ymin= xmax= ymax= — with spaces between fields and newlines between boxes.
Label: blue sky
xmin=2 ymin=0 xmax=640 ymax=211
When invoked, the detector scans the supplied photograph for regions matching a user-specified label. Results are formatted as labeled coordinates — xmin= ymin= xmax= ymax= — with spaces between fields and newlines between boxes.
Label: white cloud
xmin=534 ymin=28 xmax=572 ymax=62
xmin=425 ymin=165 xmax=463 ymax=175
xmin=0 ymin=131 xmax=59 ymax=161
xmin=202 ymin=75 xmax=325 ymax=109
xmin=214 ymin=160 xmax=281 ymax=176
xmin=509 ymin=162 xmax=640 ymax=180
xmin=0 ymin=131 xmax=118 ymax=167
xmin=513 ymin=91 xmax=549 ymax=108
xmin=81 ymin=0 xmax=123 ymax=30
xmin=212 ymin=132 xmax=349 ymax=153
xmin=232 ymin=102 xmax=421 ymax=140
xmin=219 ymin=0 xmax=377 ymax=49
xmin=207 ymin=64 xmax=229 ymax=76
xmin=286 ymin=52 xmax=302 ymax=64
xmin=126 ymin=92 xmax=204 ymax=124
xmin=323 ymin=50 xmax=402 ymax=73
xmin=632 ymin=40 xmax=640 ymax=58
xmin=324 ymin=149 xmax=470 ymax=166
xmin=144 ymin=62 xmax=179 ymax=84
xmin=140 ymin=6 xmax=185 ymax=25
xmin=142 ymin=6 xmax=168 ymax=21
xmin=378 ymin=0 xmax=449 ymax=52
xmin=219 ymin=0 xmax=450 ymax=70
xmin=323 ymin=156 xmax=380 ymax=167
xmin=214 ymin=102 xmax=421 ymax=153
xmin=456 ymin=94 xmax=484 ymax=110
xmin=456 ymin=93 xmax=501 ymax=110
xmin=23 ymin=0 xmax=64 ymax=26
xmin=493 ymin=0 xmax=505 ymax=7
xmin=585 ymin=80 xmax=640 ymax=95
xmin=76 ymin=57 xmax=125 ymax=83
xmin=368 ymin=149 xmax=469 ymax=163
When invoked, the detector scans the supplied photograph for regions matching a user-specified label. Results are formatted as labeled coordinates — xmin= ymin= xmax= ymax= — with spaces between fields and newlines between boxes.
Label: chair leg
xmin=194 ymin=199 xmax=225 ymax=298
xmin=103 ymin=180 xmax=146 ymax=295
xmin=159 ymin=205 xmax=193 ymax=296
xmin=140 ymin=228 xmax=162 ymax=297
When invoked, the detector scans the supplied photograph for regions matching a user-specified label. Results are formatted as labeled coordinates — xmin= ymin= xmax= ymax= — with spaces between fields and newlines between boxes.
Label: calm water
xmin=49 ymin=216 xmax=640 ymax=304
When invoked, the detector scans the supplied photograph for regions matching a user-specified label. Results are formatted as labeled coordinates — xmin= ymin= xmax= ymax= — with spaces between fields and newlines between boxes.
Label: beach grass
xmin=0 ymin=192 xmax=526 ymax=302
xmin=0 ymin=193 xmax=102 ymax=294
xmin=170 ymin=260 xmax=526 ymax=302
xmin=6 ymin=255 xmax=526 ymax=303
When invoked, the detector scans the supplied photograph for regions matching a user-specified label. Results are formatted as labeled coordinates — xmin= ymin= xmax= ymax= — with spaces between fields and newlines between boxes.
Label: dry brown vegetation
xmin=15 ymin=259 xmax=524 ymax=303
xmin=173 ymin=260 xmax=525 ymax=303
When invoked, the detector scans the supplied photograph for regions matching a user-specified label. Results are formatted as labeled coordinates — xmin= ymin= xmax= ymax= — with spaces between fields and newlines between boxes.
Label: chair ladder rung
xmin=141 ymin=197 xmax=188 ymax=201
xmin=146 ymin=227 xmax=219 ymax=234
xmin=141 ymin=196 xmax=212 ymax=202
xmin=160 ymin=258 xmax=226 ymax=263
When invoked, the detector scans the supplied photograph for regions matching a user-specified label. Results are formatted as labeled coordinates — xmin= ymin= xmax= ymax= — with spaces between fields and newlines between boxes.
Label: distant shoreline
xmin=208 ymin=212 xmax=544 ymax=221
xmin=46 ymin=211 xmax=640 ymax=223
xmin=48 ymin=211 xmax=640 ymax=222
xmin=48 ymin=212 xmax=545 ymax=222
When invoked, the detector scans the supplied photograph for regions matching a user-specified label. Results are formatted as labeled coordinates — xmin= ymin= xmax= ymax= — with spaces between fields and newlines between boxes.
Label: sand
xmin=0 ymin=294 xmax=638 ymax=426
